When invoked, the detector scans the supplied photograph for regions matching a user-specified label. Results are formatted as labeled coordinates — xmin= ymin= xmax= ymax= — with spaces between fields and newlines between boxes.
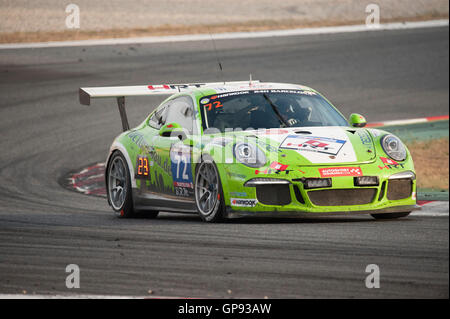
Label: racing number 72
xmin=174 ymin=154 xmax=189 ymax=180
xmin=204 ymin=101 xmax=223 ymax=111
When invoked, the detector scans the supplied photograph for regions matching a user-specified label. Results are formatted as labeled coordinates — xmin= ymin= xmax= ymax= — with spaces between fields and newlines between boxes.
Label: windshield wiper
xmin=263 ymin=94 xmax=290 ymax=127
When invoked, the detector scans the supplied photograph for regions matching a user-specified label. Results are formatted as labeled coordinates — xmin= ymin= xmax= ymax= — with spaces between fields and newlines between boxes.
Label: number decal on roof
xmin=204 ymin=101 xmax=223 ymax=111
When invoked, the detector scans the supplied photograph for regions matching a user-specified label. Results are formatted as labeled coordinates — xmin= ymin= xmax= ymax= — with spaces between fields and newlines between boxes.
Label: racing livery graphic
xmin=79 ymin=80 xmax=420 ymax=222
xmin=280 ymin=135 xmax=347 ymax=155
xmin=170 ymin=143 xmax=194 ymax=198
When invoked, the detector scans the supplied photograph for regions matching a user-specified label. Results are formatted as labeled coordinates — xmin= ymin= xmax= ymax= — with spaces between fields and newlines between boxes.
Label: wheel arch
xmin=194 ymin=153 xmax=231 ymax=205
xmin=105 ymin=141 xmax=137 ymax=206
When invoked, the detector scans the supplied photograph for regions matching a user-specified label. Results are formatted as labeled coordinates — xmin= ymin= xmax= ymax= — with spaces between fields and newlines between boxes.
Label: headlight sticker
xmin=378 ymin=157 xmax=406 ymax=170
xmin=255 ymin=161 xmax=292 ymax=175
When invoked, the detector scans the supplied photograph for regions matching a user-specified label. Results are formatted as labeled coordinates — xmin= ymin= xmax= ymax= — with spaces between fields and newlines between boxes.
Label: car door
xmin=164 ymin=96 xmax=197 ymax=201
xmin=135 ymin=96 xmax=197 ymax=212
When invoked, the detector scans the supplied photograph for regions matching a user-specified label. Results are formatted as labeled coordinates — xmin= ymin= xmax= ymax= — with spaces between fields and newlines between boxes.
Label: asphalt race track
xmin=0 ymin=26 xmax=448 ymax=298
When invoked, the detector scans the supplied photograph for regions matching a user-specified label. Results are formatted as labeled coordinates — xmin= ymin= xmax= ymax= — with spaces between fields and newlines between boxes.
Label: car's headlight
xmin=381 ymin=134 xmax=407 ymax=161
xmin=233 ymin=142 xmax=266 ymax=168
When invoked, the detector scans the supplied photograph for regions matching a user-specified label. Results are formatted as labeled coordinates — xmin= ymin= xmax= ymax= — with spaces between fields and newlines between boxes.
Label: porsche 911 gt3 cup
xmin=79 ymin=80 xmax=420 ymax=222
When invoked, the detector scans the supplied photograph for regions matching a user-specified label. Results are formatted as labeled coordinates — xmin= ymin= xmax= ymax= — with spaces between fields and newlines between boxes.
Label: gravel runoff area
xmin=0 ymin=0 xmax=448 ymax=35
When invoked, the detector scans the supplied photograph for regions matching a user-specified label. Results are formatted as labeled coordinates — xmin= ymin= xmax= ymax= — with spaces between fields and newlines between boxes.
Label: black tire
xmin=106 ymin=151 xmax=135 ymax=218
xmin=194 ymin=156 xmax=226 ymax=223
xmin=371 ymin=212 xmax=411 ymax=220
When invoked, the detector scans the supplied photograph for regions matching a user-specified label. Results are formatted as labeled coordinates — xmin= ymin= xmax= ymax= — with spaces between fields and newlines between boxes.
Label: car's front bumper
xmin=221 ymin=162 xmax=419 ymax=218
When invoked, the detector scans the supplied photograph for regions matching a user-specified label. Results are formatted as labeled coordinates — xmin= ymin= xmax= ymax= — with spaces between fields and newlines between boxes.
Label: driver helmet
xmin=275 ymin=97 xmax=311 ymax=124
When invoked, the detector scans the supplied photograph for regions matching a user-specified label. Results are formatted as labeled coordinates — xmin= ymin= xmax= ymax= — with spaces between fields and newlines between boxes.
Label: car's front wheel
xmin=194 ymin=157 xmax=225 ymax=222
xmin=371 ymin=212 xmax=411 ymax=220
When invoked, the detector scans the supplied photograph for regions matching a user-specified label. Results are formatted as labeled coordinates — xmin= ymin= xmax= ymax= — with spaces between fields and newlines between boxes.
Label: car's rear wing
xmin=79 ymin=80 xmax=259 ymax=131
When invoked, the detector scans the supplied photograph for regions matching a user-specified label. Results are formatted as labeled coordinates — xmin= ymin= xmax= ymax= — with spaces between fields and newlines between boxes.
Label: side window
xmin=164 ymin=96 xmax=196 ymax=134
xmin=149 ymin=101 xmax=170 ymax=129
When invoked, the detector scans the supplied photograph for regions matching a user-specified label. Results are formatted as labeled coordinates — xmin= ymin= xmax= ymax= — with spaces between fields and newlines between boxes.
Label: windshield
xmin=199 ymin=89 xmax=348 ymax=133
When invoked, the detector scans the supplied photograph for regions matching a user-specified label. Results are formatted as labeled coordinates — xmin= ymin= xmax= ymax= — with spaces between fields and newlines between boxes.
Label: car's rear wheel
xmin=194 ymin=157 xmax=225 ymax=222
xmin=371 ymin=212 xmax=411 ymax=220
xmin=107 ymin=151 xmax=135 ymax=218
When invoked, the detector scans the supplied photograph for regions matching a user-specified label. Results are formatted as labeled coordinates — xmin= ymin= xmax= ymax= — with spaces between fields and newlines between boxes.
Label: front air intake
xmin=308 ymin=189 xmax=377 ymax=206
xmin=387 ymin=179 xmax=412 ymax=200
xmin=256 ymin=184 xmax=291 ymax=206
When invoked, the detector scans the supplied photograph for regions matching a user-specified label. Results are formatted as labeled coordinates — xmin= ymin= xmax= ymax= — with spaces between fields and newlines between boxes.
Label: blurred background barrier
xmin=0 ymin=0 xmax=448 ymax=43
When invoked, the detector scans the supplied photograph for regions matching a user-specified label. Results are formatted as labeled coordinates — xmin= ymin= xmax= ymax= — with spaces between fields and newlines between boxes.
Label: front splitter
xmin=225 ymin=204 xmax=421 ymax=219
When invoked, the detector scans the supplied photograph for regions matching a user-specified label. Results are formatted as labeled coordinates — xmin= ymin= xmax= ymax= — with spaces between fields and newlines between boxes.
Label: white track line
xmin=367 ymin=115 xmax=449 ymax=127
xmin=0 ymin=19 xmax=448 ymax=50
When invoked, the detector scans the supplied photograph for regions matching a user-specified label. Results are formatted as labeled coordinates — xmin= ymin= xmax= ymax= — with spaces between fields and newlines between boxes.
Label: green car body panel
xmin=101 ymin=83 xmax=419 ymax=218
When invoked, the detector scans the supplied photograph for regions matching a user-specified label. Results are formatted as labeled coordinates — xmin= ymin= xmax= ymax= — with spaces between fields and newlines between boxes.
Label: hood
xmin=241 ymin=127 xmax=377 ymax=166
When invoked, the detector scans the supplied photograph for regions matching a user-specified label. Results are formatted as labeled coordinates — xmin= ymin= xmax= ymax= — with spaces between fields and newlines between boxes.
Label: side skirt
xmin=132 ymin=189 xmax=197 ymax=213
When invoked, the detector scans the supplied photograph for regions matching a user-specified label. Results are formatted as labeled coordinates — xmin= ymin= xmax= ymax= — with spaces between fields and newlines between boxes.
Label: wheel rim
xmin=195 ymin=161 xmax=219 ymax=216
xmin=108 ymin=156 xmax=128 ymax=210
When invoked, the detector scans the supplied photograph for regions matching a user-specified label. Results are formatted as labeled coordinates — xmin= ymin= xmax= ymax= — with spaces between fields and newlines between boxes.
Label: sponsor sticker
xmin=380 ymin=157 xmax=398 ymax=165
xmin=135 ymin=155 xmax=151 ymax=179
xmin=270 ymin=161 xmax=289 ymax=171
xmin=170 ymin=144 xmax=194 ymax=197
xmin=230 ymin=198 xmax=258 ymax=207
xmin=319 ymin=167 xmax=362 ymax=177
xmin=148 ymin=83 xmax=205 ymax=90
xmin=280 ymin=135 xmax=346 ymax=156
xmin=378 ymin=157 xmax=405 ymax=170
xmin=261 ymin=129 xmax=289 ymax=135
xmin=173 ymin=181 xmax=193 ymax=188
xmin=255 ymin=161 xmax=291 ymax=175
xmin=148 ymin=84 xmax=170 ymax=90
xmin=357 ymin=130 xmax=373 ymax=145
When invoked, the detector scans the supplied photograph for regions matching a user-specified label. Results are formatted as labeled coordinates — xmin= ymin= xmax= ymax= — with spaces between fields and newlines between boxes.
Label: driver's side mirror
xmin=159 ymin=122 xmax=187 ymax=140
xmin=349 ymin=113 xmax=367 ymax=128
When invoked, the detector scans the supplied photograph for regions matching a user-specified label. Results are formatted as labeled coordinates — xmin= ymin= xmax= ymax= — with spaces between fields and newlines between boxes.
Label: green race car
xmin=79 ymin=80 xmax=420 ymax=222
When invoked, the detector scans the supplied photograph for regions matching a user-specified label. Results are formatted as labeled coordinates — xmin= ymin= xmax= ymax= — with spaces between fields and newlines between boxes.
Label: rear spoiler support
xmin=116 ymin=97 xmax=129 ymax=131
